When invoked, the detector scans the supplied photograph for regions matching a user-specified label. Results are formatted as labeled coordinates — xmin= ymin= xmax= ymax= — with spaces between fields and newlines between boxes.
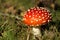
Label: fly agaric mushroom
xmin=23 ymin=7 xmax=51 ymax=26
xmin=23 ymin=7 xmax=52 ymax=40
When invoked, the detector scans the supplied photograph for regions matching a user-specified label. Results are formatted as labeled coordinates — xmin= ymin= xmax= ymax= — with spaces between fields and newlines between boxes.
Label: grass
xmin=0 ymin=0 xmax=60 ymax=40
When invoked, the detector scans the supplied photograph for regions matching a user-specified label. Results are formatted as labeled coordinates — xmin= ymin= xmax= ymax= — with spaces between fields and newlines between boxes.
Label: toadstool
xmin=23 ymin=7 xmax=52 ymax=40
xmin=23 ymin=7 xmax=51 ymax=26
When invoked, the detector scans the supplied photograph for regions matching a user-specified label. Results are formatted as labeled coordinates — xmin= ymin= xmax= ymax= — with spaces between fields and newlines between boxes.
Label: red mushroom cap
xmin=23 ymin=7 xmax=51 ymax=26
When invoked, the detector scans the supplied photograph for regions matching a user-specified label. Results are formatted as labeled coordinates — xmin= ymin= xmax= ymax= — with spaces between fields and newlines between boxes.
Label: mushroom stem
xmin=32 ymin=27 xmax=42 ymax=40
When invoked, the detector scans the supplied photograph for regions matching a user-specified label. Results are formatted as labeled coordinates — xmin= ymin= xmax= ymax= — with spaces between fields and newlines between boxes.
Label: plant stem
xmin=27 ymin=27 xmax=31 ymax=40
xmin=27 ymin=32 xmax=30 ymax=40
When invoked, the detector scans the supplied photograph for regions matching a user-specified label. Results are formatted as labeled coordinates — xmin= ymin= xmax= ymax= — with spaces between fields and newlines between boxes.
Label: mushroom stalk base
xmin=32 ymin=27 xmax=42 ymax=40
